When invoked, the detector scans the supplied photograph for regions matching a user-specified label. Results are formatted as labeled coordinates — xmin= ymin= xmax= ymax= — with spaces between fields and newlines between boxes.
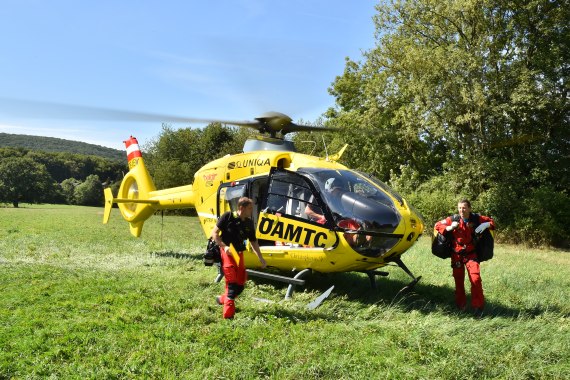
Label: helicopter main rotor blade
xmin=0 ymin=97 xmax=257 ymax=126
xmin=286 ymin=123 xmax=339 ymax=133
xmin=0 ymin=97 xmax=339 ymax=135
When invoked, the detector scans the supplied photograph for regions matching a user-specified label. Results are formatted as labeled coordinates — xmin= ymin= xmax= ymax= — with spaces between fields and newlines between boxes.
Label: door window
xmin=218 ymin=184 xmax=246 ymax=216
xmin=264 ymin=169 xmax=323 ymax=222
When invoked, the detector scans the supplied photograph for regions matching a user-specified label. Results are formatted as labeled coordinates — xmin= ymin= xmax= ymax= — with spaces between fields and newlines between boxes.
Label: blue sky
xmin=0 ymin=1 xmax=377 ymax=150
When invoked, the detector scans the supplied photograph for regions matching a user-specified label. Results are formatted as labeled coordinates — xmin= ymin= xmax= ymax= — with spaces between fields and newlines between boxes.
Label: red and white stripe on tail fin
xmin=103 ymin=136 xmax=157 ymax=237
xmin=124 ymin=136 xmax=143 ymax=168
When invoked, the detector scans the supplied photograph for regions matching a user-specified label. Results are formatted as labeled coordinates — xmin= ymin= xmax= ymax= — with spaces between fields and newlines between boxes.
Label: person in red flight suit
xmin=211 ymin=197 xmax=267 ymax=319
xmin=435 ymin=199 xmax=495 ymax=316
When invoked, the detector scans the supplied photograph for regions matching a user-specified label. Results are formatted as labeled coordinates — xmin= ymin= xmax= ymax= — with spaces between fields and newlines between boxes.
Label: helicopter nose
xmin=407 ymin=205 xmax=425 ymax=233
xmin=375 ymin=203 xmax=401 ymax=231
xmin=340 ymin=194 xmax=401 ymax=232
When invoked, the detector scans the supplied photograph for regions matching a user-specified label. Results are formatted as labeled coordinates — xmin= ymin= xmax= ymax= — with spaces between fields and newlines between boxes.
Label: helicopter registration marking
xmin=202 ymin=173 xmax=218 ymax=187
xmin=289 ymin=253 xmax=325 ymax=262
xmin=227 ymin=158 xmax=270 ymax=170
xmin=257 ymin=214 xmax=336 ymax=248
xmin=128 ymin=157 xmax=140 ymax=169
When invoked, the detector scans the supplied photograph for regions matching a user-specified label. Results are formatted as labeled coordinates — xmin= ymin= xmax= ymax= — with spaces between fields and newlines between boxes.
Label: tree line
xmin=0 ymin=147 xmax=125 ymax=207
xmin=1 ymin=1 xmax=567 ymax=247
xmin=0 ymin=125 xmax=252 ymax=209
xmin=314 ymin=0 xmax=569 ymax=247
xmin=141 ymin=123 xmax=252 ymax=191
xmin=0 ymin=133 xmax=124 ymax=161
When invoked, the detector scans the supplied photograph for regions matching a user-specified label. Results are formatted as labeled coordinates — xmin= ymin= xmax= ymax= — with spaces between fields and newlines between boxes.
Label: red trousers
xmin=219 ymin=249 xmax=247 ymax=319
xmin=451 ymin=252 xmax=484 ymax=309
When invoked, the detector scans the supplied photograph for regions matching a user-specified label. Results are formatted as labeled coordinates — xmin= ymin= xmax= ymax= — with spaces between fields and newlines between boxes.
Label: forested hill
xmin=0 ymin=133 xmax=124 ymax=161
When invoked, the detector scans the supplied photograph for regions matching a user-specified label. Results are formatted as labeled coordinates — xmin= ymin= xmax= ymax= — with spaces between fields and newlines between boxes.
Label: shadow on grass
xmin=252 ymin=269 xmax=568 ymax=320
xmin=151 ymin=250 xmax=203 ymax=261
xmin=303 ymin=270 xmax=570 ymax=319
xmin=151 ymin=250 xmax=567 ymax=320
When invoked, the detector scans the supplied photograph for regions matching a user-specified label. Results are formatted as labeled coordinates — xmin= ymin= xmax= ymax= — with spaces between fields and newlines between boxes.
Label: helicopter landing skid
xmin=213 ymin=265 xmax=310 ymax=300
xmin=248 ymin=269 xmax=334 ymax=309
xmin=393 ymin=257 xmax=422 ymax=297
xmin=247 ymin=268 xmax=309 ymax=300
xmin=361 ymin=270 xmax=390 ymax=289
xmin=284 ymin=269 xmax=311 ymax=300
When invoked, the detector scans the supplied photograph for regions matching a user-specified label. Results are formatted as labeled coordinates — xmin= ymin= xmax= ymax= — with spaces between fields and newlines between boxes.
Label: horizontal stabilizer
xmin=113 ymin=198 xmax=159 ymax=204
xmin=103 ymin=188 xmax=114 ymax=224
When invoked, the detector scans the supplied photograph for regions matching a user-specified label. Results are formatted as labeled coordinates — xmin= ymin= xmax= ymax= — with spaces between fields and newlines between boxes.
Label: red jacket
xmin=435 ymin=214 xmax=495 ymax=254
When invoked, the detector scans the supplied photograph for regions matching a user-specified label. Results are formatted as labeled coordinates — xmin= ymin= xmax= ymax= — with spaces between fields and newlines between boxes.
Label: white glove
xmin=475 ymin=222 xmax=491 ymax=234
xmin=445 ymin=221 xmax=459 ymax=231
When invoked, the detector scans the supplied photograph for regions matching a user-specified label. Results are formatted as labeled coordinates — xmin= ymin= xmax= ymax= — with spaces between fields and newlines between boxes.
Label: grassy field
xmin=1 ymin=204 xmax=569 ymax=379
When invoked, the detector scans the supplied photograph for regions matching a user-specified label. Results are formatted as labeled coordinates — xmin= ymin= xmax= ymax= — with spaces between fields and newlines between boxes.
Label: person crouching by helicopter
xmin=211 ymin=197 xmax=267 ymax=319
xmin=434 ymin=199 xmax=495 ymax=316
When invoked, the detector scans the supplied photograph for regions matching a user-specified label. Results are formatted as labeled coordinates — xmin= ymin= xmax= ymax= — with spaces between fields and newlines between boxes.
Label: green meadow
xmin=1 ymin=205 xmax=568 ymax=379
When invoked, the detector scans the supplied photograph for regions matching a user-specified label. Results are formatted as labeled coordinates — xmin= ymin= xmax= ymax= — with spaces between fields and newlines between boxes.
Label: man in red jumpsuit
xmin=435 ymin=199 xmax=495 ymax=316
xmin=211 ymin=197 xmax=266 ymax=319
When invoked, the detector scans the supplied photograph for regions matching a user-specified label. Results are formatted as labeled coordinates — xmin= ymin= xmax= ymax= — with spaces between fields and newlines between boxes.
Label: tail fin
xmin=103 ymin=136 xmax=197 ymax=237
xmin=103 ymin=187 xmax=114 ymax=224
xmin=327 ymin=144 xmax=348 ymax=162
xmin=103 ymin=136 xmax=158 ymax=237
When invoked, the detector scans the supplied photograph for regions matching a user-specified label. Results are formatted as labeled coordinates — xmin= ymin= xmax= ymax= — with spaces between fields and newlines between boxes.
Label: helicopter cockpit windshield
xmin=264 ymin=168 xmax=404 ymax=257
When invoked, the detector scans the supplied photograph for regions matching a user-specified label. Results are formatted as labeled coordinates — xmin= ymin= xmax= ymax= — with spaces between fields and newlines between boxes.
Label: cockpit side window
xmin=355 ymin=170 xmax=403 ymax=206
xmin=297 ymin=168 xmax=403 ymax=257
xmin=264 ymin=170 xmax=323 ymax=221
xmin=299 ymin=168 xmax=398 ymax=211
xmin=218 ymin=184 xmax=246 ymax=216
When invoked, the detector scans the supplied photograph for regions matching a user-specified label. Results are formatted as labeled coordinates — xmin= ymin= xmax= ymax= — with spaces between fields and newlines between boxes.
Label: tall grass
xmin=1 ymin=204 xmax=569 ymax=379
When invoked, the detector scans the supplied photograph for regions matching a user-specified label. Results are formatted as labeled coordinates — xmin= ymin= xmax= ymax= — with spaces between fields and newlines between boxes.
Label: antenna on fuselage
xmin=300 ymin=140 xmax=317 ymax=156
xmin=322 ymin=135 xmax=329 ymax=161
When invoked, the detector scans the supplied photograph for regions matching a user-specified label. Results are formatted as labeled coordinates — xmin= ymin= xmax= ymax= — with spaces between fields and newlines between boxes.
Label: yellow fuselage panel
xmin=151 ymin=149 xmax=423 ymax=272
xmin=242 ymin=243 xmax=387 ymax=273
xmin=148 ymin=185 xmax=195 ymax=209
xmin=256 ymin=213 xmax=338 ymax=248
xmin=193 ymin=151 xmax=343 ymax=237
xmin=112 ymin=147 xmax=423 ymax=270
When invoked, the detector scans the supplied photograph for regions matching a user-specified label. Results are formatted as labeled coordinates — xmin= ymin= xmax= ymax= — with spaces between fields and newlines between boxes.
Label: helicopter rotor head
xmin=249 ymin=111 xmax=337 ymax=137
xmin=255 ymin=112 xmax=292 ymax=135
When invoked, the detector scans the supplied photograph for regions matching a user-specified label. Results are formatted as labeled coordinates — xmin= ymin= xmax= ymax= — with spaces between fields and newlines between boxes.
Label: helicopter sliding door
xmin=258 ymin=168 xmax=338 ymax=248
xmin=246 ymin=177 xmax=267 ymax=228
xmin=262 ymin=168 xmax=324 ymax=222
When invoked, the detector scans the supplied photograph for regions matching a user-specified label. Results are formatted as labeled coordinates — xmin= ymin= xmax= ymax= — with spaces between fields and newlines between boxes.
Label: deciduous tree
xmin=144 ymin=123 xmax=249 ymax=189
xmin=0 ymin=157 xmax=55 ymax=207
xmin=327 ymin=0 xmax=569 ymax=245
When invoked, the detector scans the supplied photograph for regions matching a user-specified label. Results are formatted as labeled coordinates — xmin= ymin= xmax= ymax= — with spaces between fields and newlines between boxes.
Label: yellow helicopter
xmin=102 ymin=111 xmax=426 ymax=295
